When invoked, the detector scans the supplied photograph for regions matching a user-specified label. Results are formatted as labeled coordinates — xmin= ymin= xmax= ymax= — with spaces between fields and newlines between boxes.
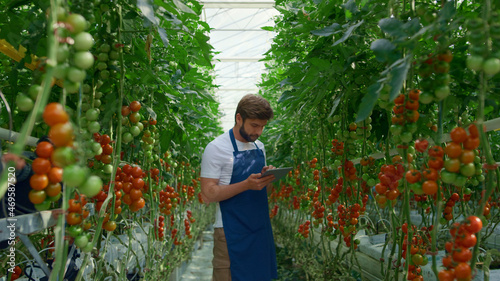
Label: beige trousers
xmin=212 ymin=228 xmax=232 ymax=281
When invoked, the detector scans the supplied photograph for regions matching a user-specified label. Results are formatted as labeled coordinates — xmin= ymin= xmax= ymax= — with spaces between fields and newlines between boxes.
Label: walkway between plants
xmin=179 ymin=228 xmax=214 ymax=281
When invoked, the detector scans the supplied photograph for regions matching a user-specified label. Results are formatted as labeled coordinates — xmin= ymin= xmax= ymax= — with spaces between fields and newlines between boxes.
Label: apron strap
xmin=229 ymin=129 xmax=261 ymax=152
xmin=229 ymin=129 xmax=239 ymax=152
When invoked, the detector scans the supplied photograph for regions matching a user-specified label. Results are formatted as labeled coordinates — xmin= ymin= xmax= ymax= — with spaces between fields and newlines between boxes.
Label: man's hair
xmin=235 ymin=94 xmax=274 ymax=122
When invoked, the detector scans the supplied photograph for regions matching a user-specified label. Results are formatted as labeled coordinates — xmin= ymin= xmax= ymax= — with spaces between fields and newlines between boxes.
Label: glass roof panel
xmin=202 ymin=2 xmax=279 ymax=131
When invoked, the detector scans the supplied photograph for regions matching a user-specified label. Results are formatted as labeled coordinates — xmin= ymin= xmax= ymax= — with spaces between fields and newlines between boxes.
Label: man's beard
xmin=239 ymin=125 xmax=258 ymax=142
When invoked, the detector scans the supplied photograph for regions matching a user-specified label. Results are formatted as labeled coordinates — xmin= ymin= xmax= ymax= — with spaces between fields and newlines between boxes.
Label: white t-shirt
xmin=200 ymin=130 xmax=266 ymax=228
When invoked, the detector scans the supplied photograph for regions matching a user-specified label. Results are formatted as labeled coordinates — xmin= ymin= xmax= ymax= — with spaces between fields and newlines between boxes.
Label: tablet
xmin=259 ymin=167 xmax=293 ymax=183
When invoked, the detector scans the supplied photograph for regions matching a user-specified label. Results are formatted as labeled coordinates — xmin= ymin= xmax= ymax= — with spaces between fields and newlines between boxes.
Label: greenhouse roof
xmin=201 ymin=0 xmax=279 ymax=131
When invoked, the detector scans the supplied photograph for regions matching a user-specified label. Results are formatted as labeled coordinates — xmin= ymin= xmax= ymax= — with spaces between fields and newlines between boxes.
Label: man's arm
xmin=200 ymin=168 xmax=275 ymax=203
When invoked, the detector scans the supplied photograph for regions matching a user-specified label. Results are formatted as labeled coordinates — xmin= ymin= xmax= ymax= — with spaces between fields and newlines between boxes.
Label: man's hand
xmin=246 ymin=173 xmax=275 ymax=191
xmin=261 ymin=165 xmax=275 ymax=174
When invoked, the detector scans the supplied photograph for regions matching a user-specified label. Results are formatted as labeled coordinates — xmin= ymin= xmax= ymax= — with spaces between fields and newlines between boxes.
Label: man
xmin=200 ymin=94 xmax=278 ymax=281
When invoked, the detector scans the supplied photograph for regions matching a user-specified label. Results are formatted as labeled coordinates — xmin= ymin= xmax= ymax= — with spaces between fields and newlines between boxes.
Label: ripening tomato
xmin=437 ymin=269 xmax=454 ymax=281
xmin=454 ymin=262 xmax=471 ymax=279
xmin=452 ymin=248 xmax=472 ymax=263
xmin=49 ymin=122 xmax=73 ymax=147
xmin=428 ymin=146 xmax=444 ymax=158
xmin=43 ymin=103 xmax=69 ymax=126
xmin=468 ymin=123 xmax=479 ymax=138
xmin=45 ymin=182 xmax=62 ymax=197
xmin=445 ymin=142 xmax=462 ymax=158
xmin=422 ymin=180 xmax=438 ymax=195
xmin=465 ymin=216 xmax=482 ymax=233
xmin=450 ymin=127 xmax=468 ymax=143
xmin=422 ymin=168 xmax=438 ymax=181
xmin=415 ymin=139 xmax=428 ymax=152
xmin=129 ymin=101 xmax=141 ymax=112
xmin=36 ymin=141 xmax=54 ymax=158
xmin=463 ymin=137 xmax=480 ymax=150
xmin=30 ymin=174 xmax=49 ymax=190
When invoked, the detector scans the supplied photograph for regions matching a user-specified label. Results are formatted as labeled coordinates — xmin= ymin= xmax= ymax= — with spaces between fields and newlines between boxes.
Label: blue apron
xmin=219 ymin=129 xmax=278 ymax=281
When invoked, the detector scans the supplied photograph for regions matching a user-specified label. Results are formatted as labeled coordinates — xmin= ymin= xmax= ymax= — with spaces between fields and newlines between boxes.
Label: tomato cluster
xmin=297 ymin=220 xmax=311 ymax=238
xmin=417 ymin=46 xmax=453 ymax=103
xmin=442 ymin=193 xmax=460 ymax=222
xmin=9 ymin=265 xmax=22 ymax=280
xmin=441 ymin=125 xmax=482 ymax=188
xmin=401 ymin=223 xmax=433 ymax=281
xmin=438 ymin=216 xmax=483 ymax=281
xmin=270 ymin=204 xmax=279 ymax=219
xmin=159 ymin=184 xmax=179 ymax=215
xmin=29 ymin=141 xmax=61 ymax=209
xmin=331 ymin=139 xmax=344 ymax=156
xmin=336 ymin=203 xmax=362 ymax=248
xmin=466 ymin=17 xmax=500 ymax=75
xmin=117 ymin=164 xmax=146 ymax=212
xmin=154 ymin=215 xmax=165 ymax=240
xmin=374 ymin=164 xmax=404 ymax=207
xmin=326 ymin=177 xmax=343 ymax=205
xmin=390 ymin=90 xmax=420 ymax=145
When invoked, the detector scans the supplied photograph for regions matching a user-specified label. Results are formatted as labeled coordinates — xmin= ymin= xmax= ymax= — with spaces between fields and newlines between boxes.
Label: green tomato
xmin=73 ymin=51 xmax=94 ymax=70
xmin=466 ymin=55 xmax=484 ymax=71
xmin=419 ymin=92 xmax=434 ymax=104
xmin=87 ymin=121 xmax=101 ymax=134
xmin=441 ymin=170 xmax=457 ymax=184
xmin=67 ymin=225 xmax=83 ymax=238
xmin=57 ymin=44 xmax=70 ymax=63
xmin=460 ymin=163 xmax=476 ymax=177
xmin=103 ymin=164 xmax=113 ymax=174
xmin=400 ymin=131 xmax=413 ymax=143
xmin=63 ymin=80 xmax=80 ymax=94
xmin=122 ymin=132 xmax=133 ymax=143
xmin=390 ymin=125 xmax=403 ymax=136
xmin=51 ymin=147 xmax=76 ymax=168
xmin=405 ymin=123 xmax=418 ymax=134
xmin=453 ymin=175 xmax=468 ymax=187
xmin=130 ymin=126 xmax=141 ymax=137
xmin=53 ymin=63 xmax=68 ymax=80
xmin=66 ymin=13 xmax=87 ymax=34
xmin=73 ymin=32 xmax=94 ymax=51
xmin=16 ymin=94 xmax=34 ymax=112
xmin=34 ymin=200 xmax=51 ymax=211
xmin=63 ymin=165 xmax=88 ymax=187
xmin=67 ymin=67 xmax=86 ymax=83
xmin=74 ymin=234 xmax=89 ymax=248
xmin=482 ymin=57 xmax=500 ymax=75
xmin=97 ymin=52 xmax=109 ymax=62
xmin=81 ymin=242 xmax=93 ymax=253
xmin=434 ymin=85 xmax=450 ymax=100
xmin=85 ymin=108 xmax=100 ymax=121
xmin=28 ymin=84 xmax=42 ymax=100
xmin=78 ymin=175 xmax=103 ymax=198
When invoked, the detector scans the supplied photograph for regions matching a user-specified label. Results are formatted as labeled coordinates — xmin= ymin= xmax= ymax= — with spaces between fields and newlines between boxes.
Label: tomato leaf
xmin=311 ymin=23 xmax=341 ymax=36
xmin=137 ymin=0 xmax=159 ymax=25
xmin=370 ymin=39 xmax=396 ymax=62
xmin=379 ymin=18 xmax=406 ymax=38
xmin=172 ymin=0 xmax=196 ymax=15
xmin=388 ymin=57 xmax=411 ymax=102
xmin=356 ymin=83 xmax=382 ymax=122
xmin=333 ymin=20 xmax=364 ymax=46
xmin=157 ymin=27 xmax=170 ymax=48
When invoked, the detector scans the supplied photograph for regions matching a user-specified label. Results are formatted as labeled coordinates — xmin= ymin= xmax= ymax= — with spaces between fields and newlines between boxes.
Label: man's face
xmin=239 ymin=118 xmax=268 ymax=142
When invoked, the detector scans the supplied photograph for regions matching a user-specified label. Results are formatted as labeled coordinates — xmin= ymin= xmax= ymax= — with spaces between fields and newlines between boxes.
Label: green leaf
xmin=342 ymin=0 xmax=359 ymax=15
xmin=308 ymin=58 xmax=330 ymax=70
xmin=370 ymin=39 xmax=396 ymax=62
xmin=378 ymin=18 xmax=406 ymax=38
xmin=333 ymin=20 xmax=363 ymax=46
xmin=137 ymin=0 xmax=159 ymax=25
xmin=438 ymin=1 xmax=456 ymax=21
xmin=157 ymin=27 xmax=169 ymax=48
xmin=173 ymin=0 xmax=196 ymax=14
xmin=311 ymin=23 xmax=341 ymax=36
xmin=388 ymin=58 xmax=411 ymax=101
xmin=356 ymin=83 xmax=382 ymax=122
xmin=327 ymin=94 xmax=343 ymax=118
